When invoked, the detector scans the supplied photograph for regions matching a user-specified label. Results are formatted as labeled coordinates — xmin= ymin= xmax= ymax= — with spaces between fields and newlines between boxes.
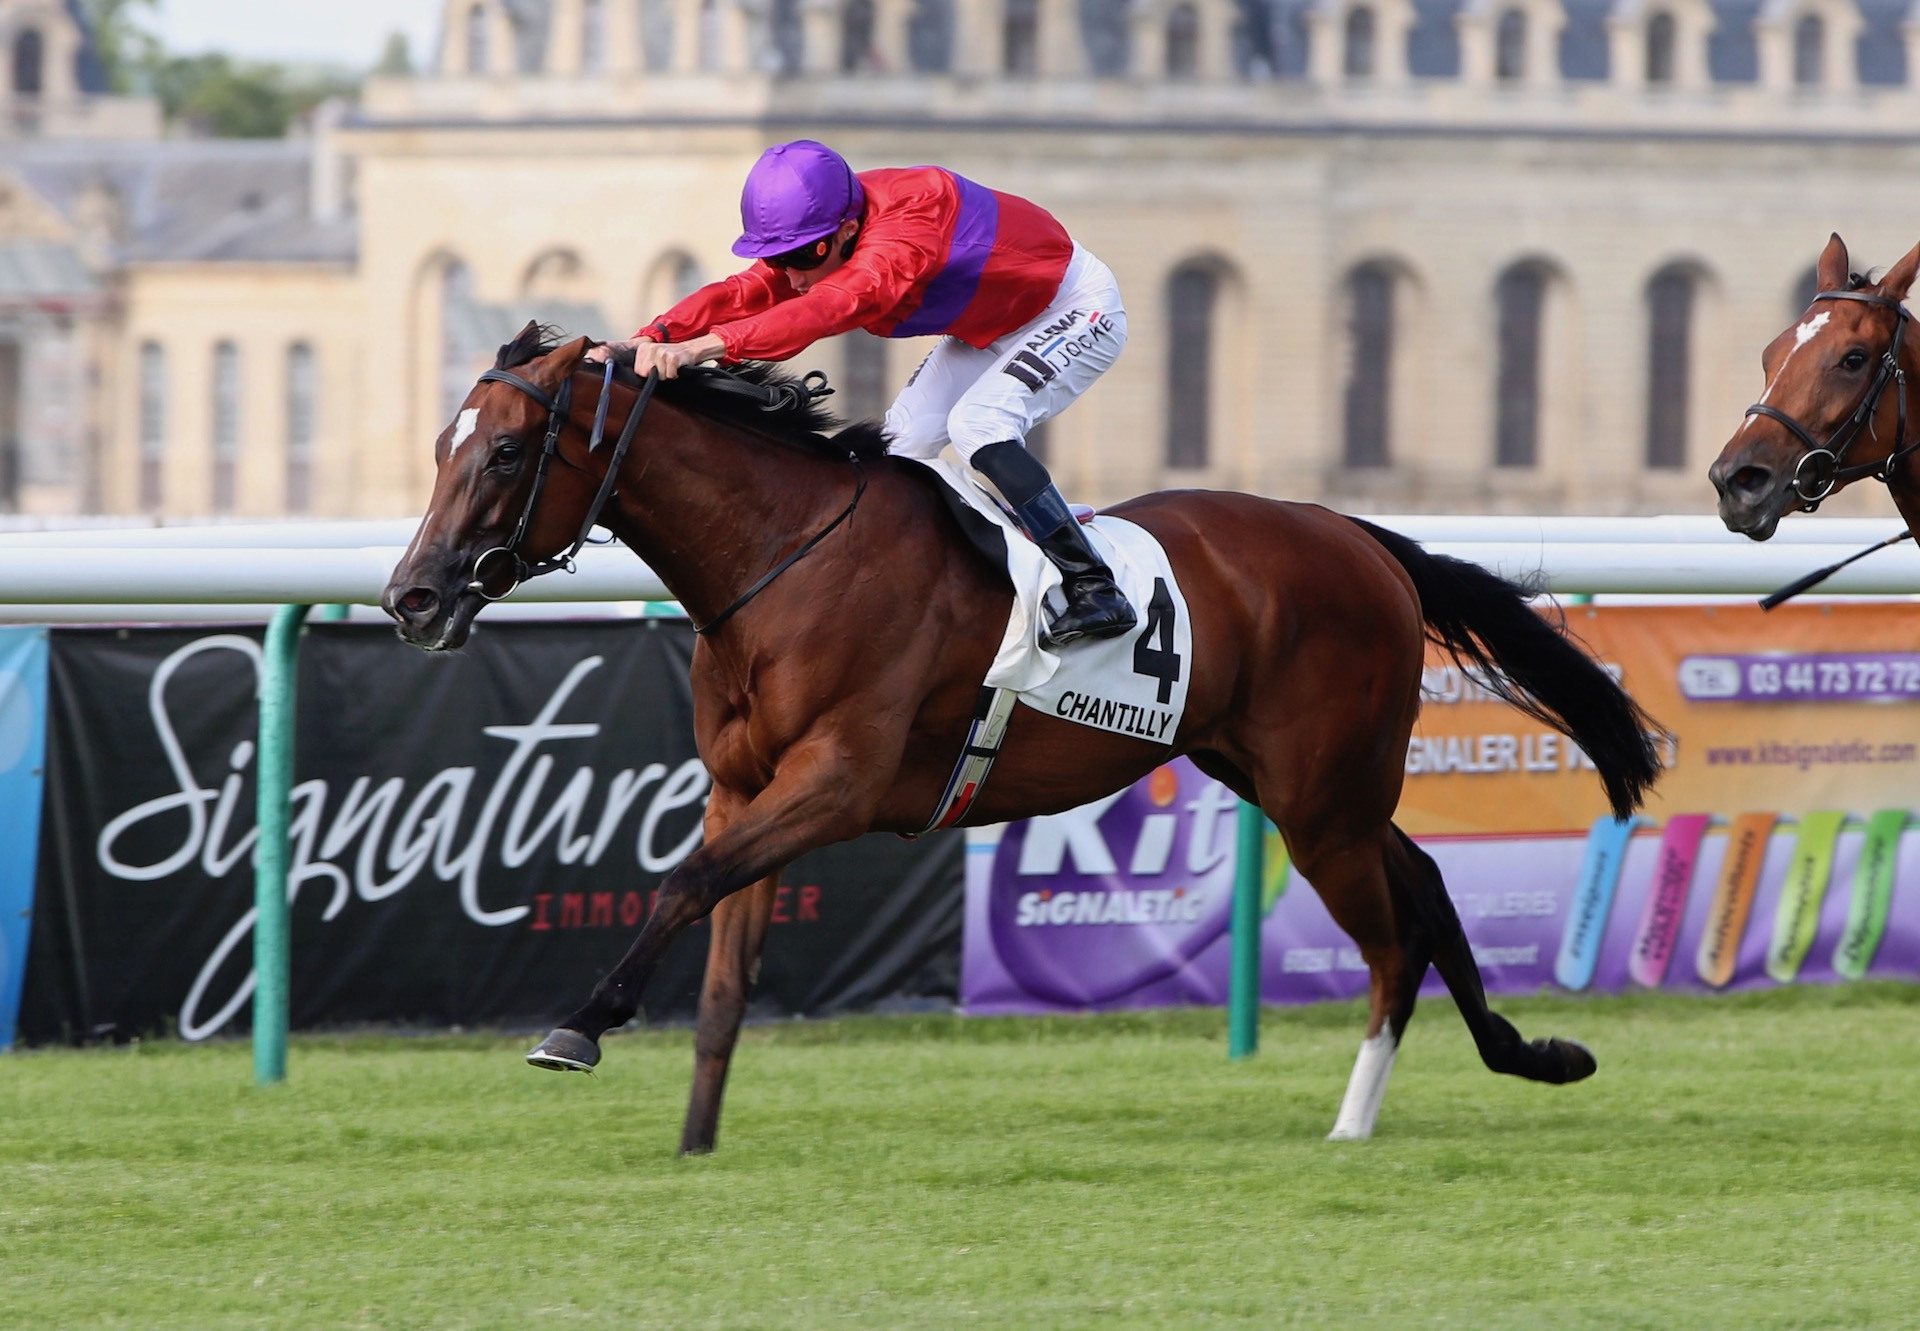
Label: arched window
xmin=841 ymin=0 xmax=877 ymax=71
xmin=1645 ymin=11 xmax=1676 ymax=85
xmin=1004 ymin=0 xmax=1039 ymax=76
xmin=582 ymin=0 xmax=607 ymax=72
xmin=843 ymin=334 xmax=888 ymax=423
xmin=1343 ymin=263 xmax=1396 ymax=468
xmin=1344 ymin=6 xmax=1376 ymax=78
xmin=1165 ymin=262 xmax=1221 ymax=470
xmin=441 ymin=260 xmax=477 ymax=422
xmin=286 ymin=343 xmax=316 ymax=514
xmin=1792 ymin=14 xmax=1823 ymax=86
xmin=12 ymin=28 xmax=43 ymax=96
xmin=1495 ymin=8 xmax=1526 ymax=81
xmin=139 ymin=341 xmax=166 ymax=510
xmin=521 ymin=247 xmax=590 ymax=304
xmin=909 ymin=0 xmax=954 ymax=72
xmin=698 ymin=0 xmax=722 ymax=70
xmin=211 ymin=341 xmax=241 ymax=514
xmin=1166 ymin=3 xmax=1201 ymax=78
xmin=1494 ymin=263 xmax=1549 ymax=468
xmin=466 ymin=3 xmax=489 ymax=73
xmin=1645 ymin=264 xmax=1696 ymax=470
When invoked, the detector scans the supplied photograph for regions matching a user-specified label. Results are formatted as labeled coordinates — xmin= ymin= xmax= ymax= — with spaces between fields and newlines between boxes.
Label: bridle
xmin=1743 ymin=289 xmax=1916 ymax=512
xmin=464 ymin=356 xmax=863 ymax=634
xmin=466 ymin=359 xmax=659 ymax=600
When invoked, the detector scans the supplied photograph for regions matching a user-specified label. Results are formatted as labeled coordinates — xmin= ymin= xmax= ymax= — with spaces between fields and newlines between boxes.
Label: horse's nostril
xmin=398 ymin=587 xmax=438 ymax=618
xmin=1730 ymin=466 xmax=1773 ymax=496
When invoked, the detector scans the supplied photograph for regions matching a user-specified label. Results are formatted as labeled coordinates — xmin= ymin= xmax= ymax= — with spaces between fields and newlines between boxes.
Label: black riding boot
xmin=972 ymin=440 xmax=1137 ymax=648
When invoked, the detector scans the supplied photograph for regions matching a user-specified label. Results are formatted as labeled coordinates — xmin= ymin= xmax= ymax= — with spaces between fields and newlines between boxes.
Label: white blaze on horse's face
xmin=1745 ymin=310 xmax=1833 ymax=429
xmin=450 ymin=407 xmax=480 ymax=456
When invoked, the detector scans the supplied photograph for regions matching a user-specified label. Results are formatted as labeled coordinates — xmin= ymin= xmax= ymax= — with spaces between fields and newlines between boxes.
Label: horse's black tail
xmin=1348 ymin=517 xmax=1664 ymax=819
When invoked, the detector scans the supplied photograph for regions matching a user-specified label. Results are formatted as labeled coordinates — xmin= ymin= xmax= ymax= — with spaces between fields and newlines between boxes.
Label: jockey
xmin=593 ymin=139 xmax=1136 ymax=647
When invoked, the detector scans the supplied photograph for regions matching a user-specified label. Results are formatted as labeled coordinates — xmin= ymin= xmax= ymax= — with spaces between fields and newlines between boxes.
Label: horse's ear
xmin=1878 ymin=240 xmax=1920 ymax=304
xmin=495 ymin=320 xmax=545 ymax=370
xmin=1816 ymin=233 xmax=1850 ymax=293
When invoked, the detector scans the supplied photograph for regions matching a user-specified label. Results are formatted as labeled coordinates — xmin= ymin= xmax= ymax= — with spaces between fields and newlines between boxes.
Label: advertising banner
xmin=0 ymin=627 xmax=48 ymax=1050
xmin=18 ymin=621 xmax=958 ymax=1045
xmin=963 ymin=603 xmax=1920 ymax=1013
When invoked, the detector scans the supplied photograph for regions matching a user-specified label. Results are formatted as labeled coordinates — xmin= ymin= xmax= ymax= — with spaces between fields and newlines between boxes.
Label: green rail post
xmin=254 ymin=602 xmax=312 ymax=1086
xmin=1229 ymin=800 xmax=1265 ymax=1059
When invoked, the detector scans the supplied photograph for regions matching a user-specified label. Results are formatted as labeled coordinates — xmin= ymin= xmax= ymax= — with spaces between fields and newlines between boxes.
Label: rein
xmin=1743 ymin=289 xmax=1916 ymax=512
xmin=467 ymin=356 xmax=864 ymax=634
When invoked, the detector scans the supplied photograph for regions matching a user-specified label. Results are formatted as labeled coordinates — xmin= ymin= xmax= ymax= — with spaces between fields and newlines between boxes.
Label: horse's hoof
xmin=1544 ymin=1037 xmax=1597 ymax=1084
xmin=526 ymin=1028 xmax=600 ymax=1074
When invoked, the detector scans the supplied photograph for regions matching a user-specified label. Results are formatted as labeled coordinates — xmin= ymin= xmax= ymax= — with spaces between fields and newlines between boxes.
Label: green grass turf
xmin=3 ymin=986 xmax=1918 ymax=1330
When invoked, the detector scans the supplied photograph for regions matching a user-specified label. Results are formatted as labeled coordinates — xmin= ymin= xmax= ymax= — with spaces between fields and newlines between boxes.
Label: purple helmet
xmin=731 ymin=140 xmax=866 ymax=260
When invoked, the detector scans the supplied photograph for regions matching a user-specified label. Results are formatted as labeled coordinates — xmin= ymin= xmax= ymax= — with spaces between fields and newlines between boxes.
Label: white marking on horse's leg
xmin=450 ymin=407 xmax=480 ymax=454
xmin=1327 ymin=1027 xmax=1399 ymax=1142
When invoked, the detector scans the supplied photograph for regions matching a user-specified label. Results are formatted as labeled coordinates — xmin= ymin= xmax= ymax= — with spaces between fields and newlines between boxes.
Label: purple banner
xmin=961 ymin=759 xmax=1920 ymax=1013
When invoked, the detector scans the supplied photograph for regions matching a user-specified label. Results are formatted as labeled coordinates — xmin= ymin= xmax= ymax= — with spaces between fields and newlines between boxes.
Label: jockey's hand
xmin=586 ymin=338 xmax=639 ymax=367
xmin=630 ymin=334 xmax=728 ymax=380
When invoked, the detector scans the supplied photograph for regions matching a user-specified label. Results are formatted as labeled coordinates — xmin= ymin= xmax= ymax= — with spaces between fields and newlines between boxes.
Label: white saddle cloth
xmin=922 ymin=458 xmax=1194 ymax=744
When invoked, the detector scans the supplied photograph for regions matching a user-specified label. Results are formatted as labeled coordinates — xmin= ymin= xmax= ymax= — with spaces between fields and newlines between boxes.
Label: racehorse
xmin=1712 ymin=233 xmax=1920 ymax=539
xmin=383 ymin=323 xmax=1662 ymax=1154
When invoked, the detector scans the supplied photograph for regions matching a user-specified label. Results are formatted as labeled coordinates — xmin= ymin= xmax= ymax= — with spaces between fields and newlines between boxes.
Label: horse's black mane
xmin=495 ymin=324 xmax=891 ymax=462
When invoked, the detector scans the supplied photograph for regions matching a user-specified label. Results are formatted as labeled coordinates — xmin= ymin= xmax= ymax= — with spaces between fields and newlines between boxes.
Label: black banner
xmin=19 ymin=620 xmax=959 ymax=1045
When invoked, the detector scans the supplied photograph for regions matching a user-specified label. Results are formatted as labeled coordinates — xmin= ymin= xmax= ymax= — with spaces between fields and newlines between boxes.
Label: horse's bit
xmin=466 ymin=359 xmax=659 ymax=600
xmin=1743 ymin=289 xmax=1916 ymax=512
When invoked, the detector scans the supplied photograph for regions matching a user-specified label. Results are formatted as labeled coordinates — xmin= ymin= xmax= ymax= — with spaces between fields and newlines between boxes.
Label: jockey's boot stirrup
xmin=970 ymin=440 xmax=1136 ymax=649
xmin=1033 ymin=514 xmax=1136 ymax=647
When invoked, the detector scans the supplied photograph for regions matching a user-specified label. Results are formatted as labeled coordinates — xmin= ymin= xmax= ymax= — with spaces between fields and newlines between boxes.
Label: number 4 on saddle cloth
xmin=908 ymin=457 xmax=1195 ymax=835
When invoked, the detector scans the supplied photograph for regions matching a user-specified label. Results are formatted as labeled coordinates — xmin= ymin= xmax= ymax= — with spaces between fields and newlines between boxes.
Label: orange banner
xmin=1400 ymin=603 xmax=1920 ymax=836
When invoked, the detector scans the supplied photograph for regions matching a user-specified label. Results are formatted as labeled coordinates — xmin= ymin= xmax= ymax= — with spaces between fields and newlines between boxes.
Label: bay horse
xmin=1712 ymin=233 xmax=1920 ymax=539
xmin=383 ymin=323 xmax=1661 ymax=1154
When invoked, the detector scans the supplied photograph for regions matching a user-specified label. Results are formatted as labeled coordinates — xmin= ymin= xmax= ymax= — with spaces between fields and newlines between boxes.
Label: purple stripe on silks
xmin=891 ymin=173 xmax=1000 ymax=338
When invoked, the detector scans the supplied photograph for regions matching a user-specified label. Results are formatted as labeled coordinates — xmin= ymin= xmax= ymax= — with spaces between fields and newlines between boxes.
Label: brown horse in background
xmin=1712 ymin=233 xmax=1920 ymax=539
xmin=384 ymin=324 xmax=1661 ymax=1154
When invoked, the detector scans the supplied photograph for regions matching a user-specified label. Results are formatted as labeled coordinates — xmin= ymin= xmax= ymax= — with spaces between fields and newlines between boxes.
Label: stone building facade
xmin=8 ymin=0 xmax=1920 ymax=519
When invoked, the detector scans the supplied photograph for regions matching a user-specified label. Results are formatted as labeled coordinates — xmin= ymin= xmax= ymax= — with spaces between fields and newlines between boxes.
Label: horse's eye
xmin=490 ymin=440 xmax=524 ymax=470
xmin=1841 ymin=349 xmax=1870 ymax=372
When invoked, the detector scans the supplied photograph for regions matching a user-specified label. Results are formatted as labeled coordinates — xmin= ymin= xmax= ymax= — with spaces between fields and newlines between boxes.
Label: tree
xmin=375 ymin=31 xmax=414 ymax=77
xmin=80 ymin=0 xmax=159 ymax=93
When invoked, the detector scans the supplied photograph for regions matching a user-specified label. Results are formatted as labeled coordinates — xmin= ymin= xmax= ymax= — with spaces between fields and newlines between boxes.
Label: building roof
xmin=0 ymin=139 xmax=356 ymax=265
xmin=0 ymin=239 xmax=97 ymax=302
xmin=1246 ymin=0 xmax=1910 ymax=84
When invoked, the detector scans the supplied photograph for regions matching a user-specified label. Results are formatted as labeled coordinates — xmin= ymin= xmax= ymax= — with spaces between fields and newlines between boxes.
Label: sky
xmin=141 ymin=0 xmax=446 ymax=71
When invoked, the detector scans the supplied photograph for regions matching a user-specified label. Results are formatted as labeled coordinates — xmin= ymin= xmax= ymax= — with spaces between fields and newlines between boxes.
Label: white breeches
xmin=884 ymin=246 xmax=1129 ymax=464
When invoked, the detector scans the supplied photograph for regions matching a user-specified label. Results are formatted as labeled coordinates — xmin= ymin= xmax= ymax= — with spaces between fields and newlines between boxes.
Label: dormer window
xmin=466 ymin=3 xmax=488 ymax=73
xmin=1645 ymin=11 xmax=1676 ymax=84
xmin=1167 ymin=3 xmax=1201 ymax=79
xmin=1495 ymin=8 xmax=1526 ymax=81
xmin=1792 ymin=14 xmax=1823 ymax=86
xmin=1344 ymin=6 xmax=1377 ymax=79
xmin=1004 ymin=0 xmax=1039 ymax=77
